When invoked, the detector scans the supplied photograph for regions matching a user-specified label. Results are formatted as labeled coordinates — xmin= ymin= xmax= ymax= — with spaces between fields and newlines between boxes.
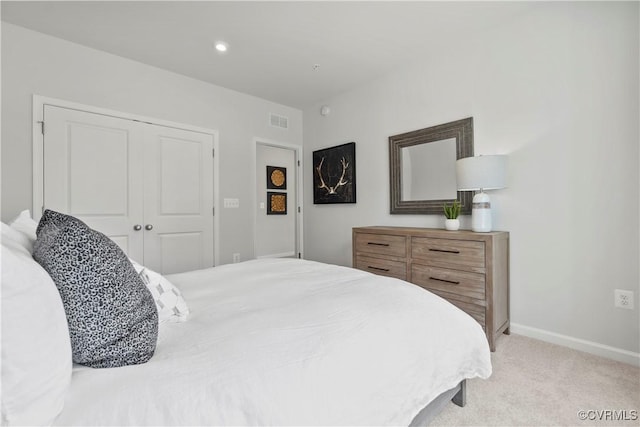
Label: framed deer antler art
xmin=313 ymin=142 xmax=356 ymax=204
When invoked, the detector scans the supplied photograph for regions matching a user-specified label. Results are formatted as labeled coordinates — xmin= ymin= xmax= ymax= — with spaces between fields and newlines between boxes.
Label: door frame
xmin=32 ymin=95 xmax=221 ymax=265
xmin=252 ymin=138 xmax=304 ymax=259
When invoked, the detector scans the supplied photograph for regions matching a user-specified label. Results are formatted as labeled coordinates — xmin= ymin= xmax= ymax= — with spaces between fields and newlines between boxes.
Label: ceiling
xmin=1 ymin=1 xmax=534 ymax=109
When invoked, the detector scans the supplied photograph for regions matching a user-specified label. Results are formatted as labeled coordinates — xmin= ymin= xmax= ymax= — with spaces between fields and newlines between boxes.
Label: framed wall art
xmin=267 ymin=192 xmax=287 ymax=215
xmin=267 ymin=166 xmax=287 ymax=190
xmin=313 ymin=142 xmax=356 ymax=204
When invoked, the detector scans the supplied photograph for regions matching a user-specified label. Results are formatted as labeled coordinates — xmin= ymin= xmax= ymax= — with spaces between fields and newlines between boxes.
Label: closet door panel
xmin=158 ymin=138 xmax=202 ymax=214
xmin=158 ymin=233 xmax=204 ymax=273
xmin=143 ymin=126 xmax=214 ymax=274
xmin=42 ymin=105 xmax=145 ymax=261
xmin=68 ymin=125 xmax=129 ymax=215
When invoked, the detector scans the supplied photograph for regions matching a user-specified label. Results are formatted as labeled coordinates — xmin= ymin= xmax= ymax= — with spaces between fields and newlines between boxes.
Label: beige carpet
xmin=431 ymin=334 xmax=640 ymax=426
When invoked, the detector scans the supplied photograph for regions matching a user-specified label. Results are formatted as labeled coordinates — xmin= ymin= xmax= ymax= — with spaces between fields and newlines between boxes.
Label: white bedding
xmin=53 ymin=258 xmax=491 ymax=426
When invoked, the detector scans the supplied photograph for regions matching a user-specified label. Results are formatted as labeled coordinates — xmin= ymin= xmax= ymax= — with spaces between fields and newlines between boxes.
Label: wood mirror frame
xmin=389 ymin=117 xmax=474 ymax=215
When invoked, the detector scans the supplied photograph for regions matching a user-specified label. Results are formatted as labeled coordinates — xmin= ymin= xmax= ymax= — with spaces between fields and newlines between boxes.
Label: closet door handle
xmin=133 ymin=224 xmax=142 ymax=231
xmin=145 ymin=224 xmax=154 ymax=231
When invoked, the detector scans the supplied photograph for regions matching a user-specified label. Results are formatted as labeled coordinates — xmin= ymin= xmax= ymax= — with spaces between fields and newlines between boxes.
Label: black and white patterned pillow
xmin=33 ymin=210 xmax=158 ymax=368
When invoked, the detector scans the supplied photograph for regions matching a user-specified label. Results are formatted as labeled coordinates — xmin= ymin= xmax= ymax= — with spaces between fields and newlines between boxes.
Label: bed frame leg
xmin=452 ymin=380 xmax=467 ymax=407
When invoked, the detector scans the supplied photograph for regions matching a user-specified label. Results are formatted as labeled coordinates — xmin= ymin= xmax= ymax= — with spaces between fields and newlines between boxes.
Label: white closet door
xmin=43 ymin=105 xmax=145 ymax=261
xmin=142 ymin=125 xmax=214 ymax=274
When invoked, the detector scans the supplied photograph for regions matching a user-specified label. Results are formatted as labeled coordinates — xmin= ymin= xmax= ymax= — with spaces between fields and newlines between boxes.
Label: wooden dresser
xmin=352 ymin=226 xmax=509 ymax=351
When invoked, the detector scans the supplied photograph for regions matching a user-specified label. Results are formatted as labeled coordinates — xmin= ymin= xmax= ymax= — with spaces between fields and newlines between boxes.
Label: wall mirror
xmin=389 ymin=117 xmax=474 ymax=214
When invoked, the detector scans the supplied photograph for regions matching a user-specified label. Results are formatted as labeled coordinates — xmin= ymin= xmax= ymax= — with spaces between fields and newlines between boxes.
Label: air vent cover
xmin=269 ymin=113 xmax=288 ymax=129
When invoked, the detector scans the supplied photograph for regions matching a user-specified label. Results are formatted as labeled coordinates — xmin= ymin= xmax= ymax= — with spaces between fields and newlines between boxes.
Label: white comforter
xmin=54 ymin=258 xmax=491 ymax=426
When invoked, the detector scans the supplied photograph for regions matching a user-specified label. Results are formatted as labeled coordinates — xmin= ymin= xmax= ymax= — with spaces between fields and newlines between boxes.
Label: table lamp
xmin=456 ymin=155 xmax=507 ymax=232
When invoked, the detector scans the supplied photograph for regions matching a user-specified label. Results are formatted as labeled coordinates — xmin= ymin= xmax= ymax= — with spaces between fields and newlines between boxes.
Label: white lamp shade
xmin=456 ymin=155 xmax=507 ymax=191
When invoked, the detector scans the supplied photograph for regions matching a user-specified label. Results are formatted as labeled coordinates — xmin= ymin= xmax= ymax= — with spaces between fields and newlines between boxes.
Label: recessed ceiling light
xmin=215 ymin=41 xmax=228 ymax=53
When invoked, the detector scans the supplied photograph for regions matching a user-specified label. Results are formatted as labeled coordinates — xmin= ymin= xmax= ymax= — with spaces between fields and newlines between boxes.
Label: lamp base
xmin=471 ymin=192 xmax=492 ymax=232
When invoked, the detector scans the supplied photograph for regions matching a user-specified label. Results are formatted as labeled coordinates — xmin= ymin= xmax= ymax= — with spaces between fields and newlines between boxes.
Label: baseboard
xmin=510 ymin=323 xmax=640 ymax=367
xmin=256 ymin=251 xmax=296 ymax=259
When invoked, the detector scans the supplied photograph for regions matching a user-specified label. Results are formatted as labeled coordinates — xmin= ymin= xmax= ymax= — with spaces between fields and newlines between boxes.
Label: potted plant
xmin=443 ymin=200 xmax=461 ymax=231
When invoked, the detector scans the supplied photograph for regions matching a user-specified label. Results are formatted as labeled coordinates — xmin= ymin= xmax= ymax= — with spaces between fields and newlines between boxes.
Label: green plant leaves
xmin=443 ymin=200 xmax=461 ymax=219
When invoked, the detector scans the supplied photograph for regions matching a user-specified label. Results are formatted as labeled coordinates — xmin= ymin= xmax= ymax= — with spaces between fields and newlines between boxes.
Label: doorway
xmin=254 ymin=139 xmax=303 ymax=259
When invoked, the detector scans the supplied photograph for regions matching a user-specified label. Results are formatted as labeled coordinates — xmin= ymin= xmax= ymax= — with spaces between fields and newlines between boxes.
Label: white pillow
xmin=8 ymin=210 xmax=38 ymax=253
xmin=1 ymin=223 xmax=72 ymax=426
xmin=129 ymin=259 xmax=190 ymax=323
xmin=3 ymin=216 xmax=33 ymax=254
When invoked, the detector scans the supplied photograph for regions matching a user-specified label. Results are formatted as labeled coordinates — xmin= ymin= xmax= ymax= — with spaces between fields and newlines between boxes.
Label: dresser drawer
xmin=449 ymin=299 xmax=486 ymax=328
xmin=427 ymin=289 xmax=486 ymax=327
xmin=355 ymin=255 xmax=407 ymax=280
xmin=355 ymin=233 xmax=406 ymax=258
xmin=411 ymin=237 xmax=485 ymax=273
xmin=411 ymin=264 xmax=485 ymax=301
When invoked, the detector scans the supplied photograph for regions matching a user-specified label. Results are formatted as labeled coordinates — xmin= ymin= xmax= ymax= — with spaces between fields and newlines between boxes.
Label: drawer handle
xmin=367 ymin=242 xmax=390 ymax=247
xmin=429 ymin=276 xmax=460 ymax=285
xmin=368 ymin=266 xmax=390 ymax=272
xmin=429 ymin=248 xmax=460 ymax=254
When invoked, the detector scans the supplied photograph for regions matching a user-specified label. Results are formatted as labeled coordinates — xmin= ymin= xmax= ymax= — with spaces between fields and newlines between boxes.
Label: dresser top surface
xmin=353 ymin=226 xmax=509 ymax=241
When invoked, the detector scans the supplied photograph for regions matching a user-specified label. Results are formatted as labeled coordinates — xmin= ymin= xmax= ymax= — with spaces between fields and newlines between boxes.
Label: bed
xmin=1 ymin=211 xmax=491 ymax=426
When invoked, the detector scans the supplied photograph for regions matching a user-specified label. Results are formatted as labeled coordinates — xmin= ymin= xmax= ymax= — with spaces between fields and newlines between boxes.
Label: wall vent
xmin=269 ymin=113 xmax=289 ymax=130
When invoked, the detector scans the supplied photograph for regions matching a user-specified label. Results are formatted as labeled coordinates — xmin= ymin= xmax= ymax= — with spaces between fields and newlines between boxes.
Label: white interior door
xmin=43 ymin=105 xmax=145 ymax=261
xmin=142 ymin=125 xmax=214 ymax=274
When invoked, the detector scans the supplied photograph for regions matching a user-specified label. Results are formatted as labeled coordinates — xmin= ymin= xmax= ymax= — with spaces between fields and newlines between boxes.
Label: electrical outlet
xmin=614 ymin=289 xmax=634 ymax=310
xmin=233 ymin=253 xmax=240 ymax=263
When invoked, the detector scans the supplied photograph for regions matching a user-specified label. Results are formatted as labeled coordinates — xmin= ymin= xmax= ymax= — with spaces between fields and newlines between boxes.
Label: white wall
xmin=302 ymin=2 xmax=640 ymax=358
xmin=1 ymin=22 xmax=302 ymax=265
